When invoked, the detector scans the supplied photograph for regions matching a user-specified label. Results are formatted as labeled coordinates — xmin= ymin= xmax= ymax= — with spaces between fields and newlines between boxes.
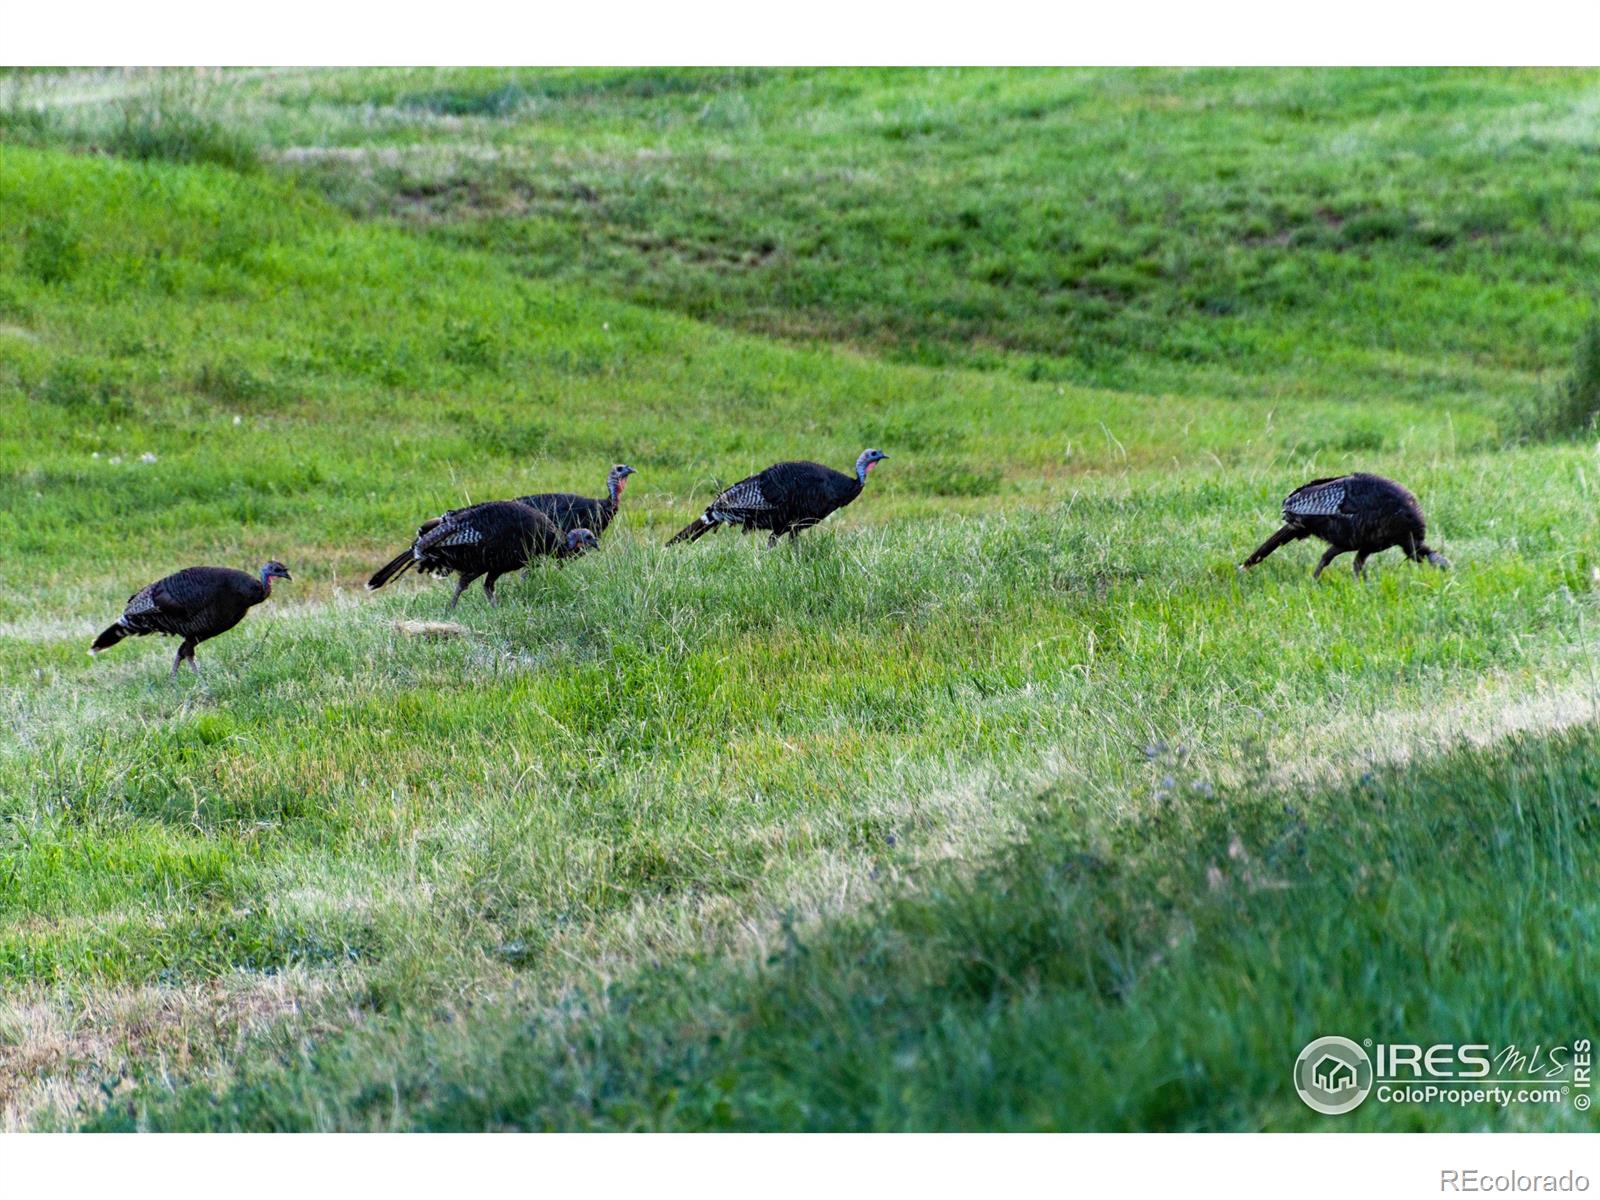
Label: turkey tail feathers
xmin=666 ymin=516 xmax=713 ymax=546
xmin=1240 ymin=524 xmax=1305 ymax=569
xmin=367 ymin=548 xmax=417 ymax=591
xmin=89 ymin=622 xmax=127 ymax=655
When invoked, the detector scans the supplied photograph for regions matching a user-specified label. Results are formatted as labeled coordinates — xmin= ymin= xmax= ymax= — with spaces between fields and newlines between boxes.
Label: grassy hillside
xmin=9 ymin=67 xmax=1597 ymax=397
xmin=1 ymin=68 xmax=1598 ymax=1132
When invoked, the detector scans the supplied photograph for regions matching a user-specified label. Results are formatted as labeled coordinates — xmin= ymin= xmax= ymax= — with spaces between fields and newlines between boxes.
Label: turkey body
xmin=667 ymin=452 xmax=886 ymax=547
xmin=1240 ymin=473 xmax=1449 ymax=578
xmin=90 ymin=563 xmax=289 ymax=673
xmin=517 ymin=464 xmax=634 ymax=539
xmin=367 ymin=500 xmax=581 ymax=608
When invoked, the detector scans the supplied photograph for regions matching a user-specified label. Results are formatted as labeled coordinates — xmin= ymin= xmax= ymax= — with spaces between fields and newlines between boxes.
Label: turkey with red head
xmin=516 ymin=463 xmax=635 ymax=540
xmin=368 ymin=501 xmax=597 ymax=609
xmin=90 ymin=561 xmax=292 ymax=674
xmin=667 ymin=449 xmax=889 ymax=548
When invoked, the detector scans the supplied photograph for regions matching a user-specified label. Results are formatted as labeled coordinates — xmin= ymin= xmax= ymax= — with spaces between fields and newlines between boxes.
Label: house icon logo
xmin=1294 ymin=1036 xmax=1374 ymax=1115
xmin=1313 ymin=1054 xmax=1357 ymax=1093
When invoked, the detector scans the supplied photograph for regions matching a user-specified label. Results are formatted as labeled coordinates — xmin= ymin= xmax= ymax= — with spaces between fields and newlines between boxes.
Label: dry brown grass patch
xmin=0 ymin=969 xmax=347 ymax=1131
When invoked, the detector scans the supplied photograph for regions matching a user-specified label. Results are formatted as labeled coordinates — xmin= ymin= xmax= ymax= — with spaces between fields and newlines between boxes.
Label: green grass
xmin=94 ymin=721 xmax=1599 ymax=1131
xmin=2 ymin=68 xmax=1598 ymax=1131
xmin=12 ymin=67 xmax=1595 ymax=399
xmin=1514 ymin=317 xmax=1600 ymax=441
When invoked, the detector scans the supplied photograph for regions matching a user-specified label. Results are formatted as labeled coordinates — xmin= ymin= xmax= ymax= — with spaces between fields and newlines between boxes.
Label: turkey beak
xmin=280 ymin=569 xmax=293 ymax=581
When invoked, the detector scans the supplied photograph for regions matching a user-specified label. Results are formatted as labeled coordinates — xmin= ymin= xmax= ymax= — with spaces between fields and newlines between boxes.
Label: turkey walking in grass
xmin=90 ymin=561 xmax=292 ymax=675
xmin=516 ymin=464 xmax=635 ymax=540
xmin=1239 ymin=473 xmax=1450 ymax=579
xmin=666 ymin=449 xmax=889 ymax=547
xmin=367 ymin=501 xmax=597 ymax=610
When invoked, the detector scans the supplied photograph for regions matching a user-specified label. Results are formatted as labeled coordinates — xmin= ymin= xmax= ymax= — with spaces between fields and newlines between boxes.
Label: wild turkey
xmin=1240 ymin=473 xmax=1450 ymax=579
xmin=90 ymin=561 xmax=292 ymax=674
xmin=367 ymin=500 xmax=597 ymax=609
xmin=666 ymin=449 xmax=889 ymax=547
xmin=516 ymin=464 xmax=635 ymax=539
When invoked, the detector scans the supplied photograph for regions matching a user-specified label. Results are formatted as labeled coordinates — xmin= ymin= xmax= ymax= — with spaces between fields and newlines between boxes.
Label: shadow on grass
xmin=87 ymin=719 xmax=1600 ymax=1131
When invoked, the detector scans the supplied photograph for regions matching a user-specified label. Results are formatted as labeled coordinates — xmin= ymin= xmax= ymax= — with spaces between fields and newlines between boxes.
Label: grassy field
xmin=1 ymin=67 xmax=1598 ymax=1132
